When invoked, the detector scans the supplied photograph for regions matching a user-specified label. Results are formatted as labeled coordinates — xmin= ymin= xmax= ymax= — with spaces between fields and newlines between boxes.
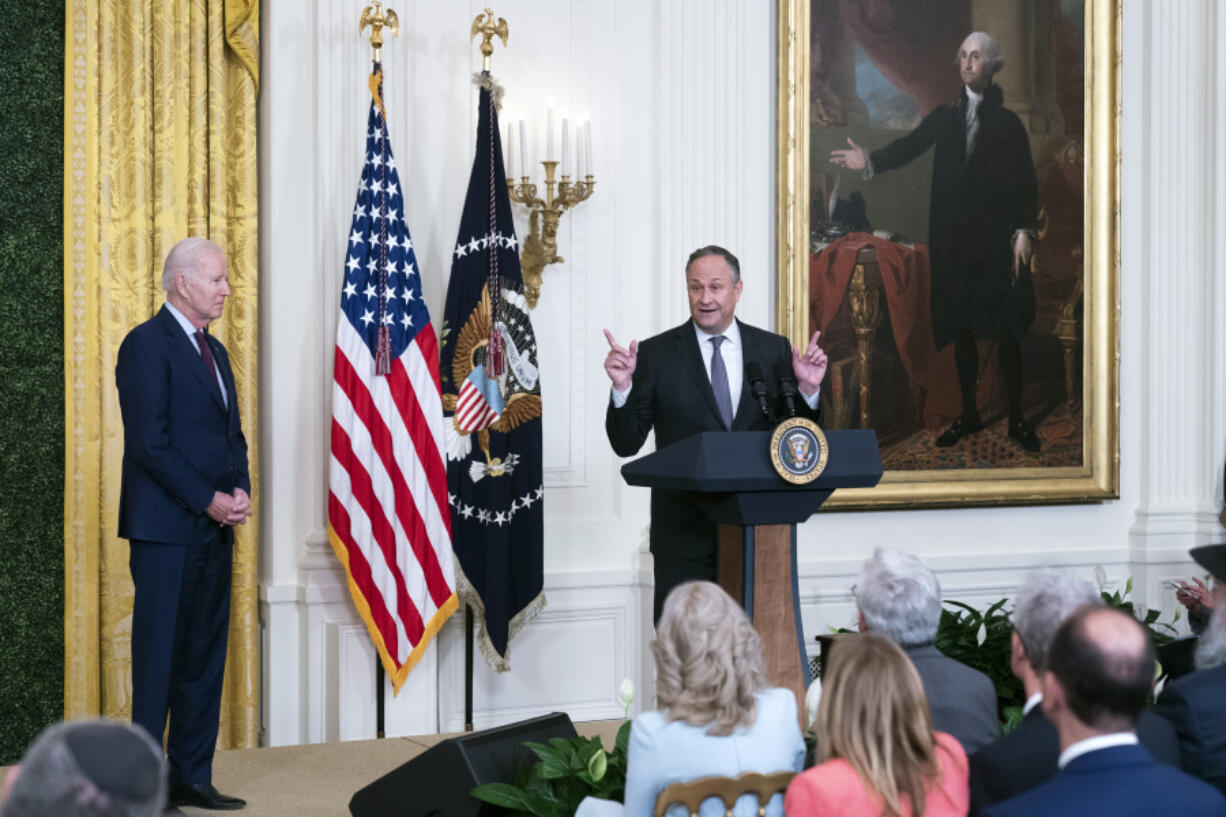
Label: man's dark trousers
xmin=130 ymin=534 xmax=232 ymax=785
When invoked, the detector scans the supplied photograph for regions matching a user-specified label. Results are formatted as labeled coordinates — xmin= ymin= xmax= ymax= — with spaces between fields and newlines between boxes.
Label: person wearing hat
xmin=1 ymin=720 xmax=166 ymax=817
xmin=1175 ymin=545 xmax=1226 ymax=631
xmin=1159 ymin=545 xmax=1226 ymax=681
xmin=1156 ymin=546 xmax=1226 ymax=796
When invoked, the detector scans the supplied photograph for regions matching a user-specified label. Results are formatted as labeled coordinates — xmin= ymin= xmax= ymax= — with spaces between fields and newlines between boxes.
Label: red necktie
xmin=194 ymin=329 xmax=224 ymax=404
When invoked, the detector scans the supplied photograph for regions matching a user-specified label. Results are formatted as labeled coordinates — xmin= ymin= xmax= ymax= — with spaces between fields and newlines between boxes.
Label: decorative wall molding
xmin=436 ymin=571 xmax=640 ymax=733
xmin=270 ymin=547 xmax=1191 ymax=744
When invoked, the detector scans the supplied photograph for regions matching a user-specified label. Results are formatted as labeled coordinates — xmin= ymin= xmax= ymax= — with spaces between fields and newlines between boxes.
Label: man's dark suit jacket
xmin=969 ymin=705 xmax=1182 ymax=815
xmin=870 ymin=83 xmax=1037 ymax=349
xmin=115 ymin=305 xmax=249 ymax=785
xmin=1155 ymin=663 xmax=1226 ymax=795
xmin=982 ymin=744 xmax=1226 ymax=817
xmin=117 ymin=306 xmax=250 ymax=546
xmin=904 ymin=643 xmax=999 ymax=755
xmin=605 ymin=318 xmax=816 ymax=561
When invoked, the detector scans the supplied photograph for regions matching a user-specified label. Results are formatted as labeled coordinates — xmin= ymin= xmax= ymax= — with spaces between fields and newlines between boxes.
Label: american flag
xmin=327 ymin=63 xmax=458 ymax=693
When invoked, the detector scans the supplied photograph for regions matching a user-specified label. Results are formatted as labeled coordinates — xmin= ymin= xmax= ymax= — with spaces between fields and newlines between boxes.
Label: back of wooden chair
xmin=652 ymin=770 xmax=797 ymax=817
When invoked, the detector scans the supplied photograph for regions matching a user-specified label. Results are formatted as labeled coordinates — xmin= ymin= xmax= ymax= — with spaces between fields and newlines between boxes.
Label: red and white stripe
xmin=454 ymin=376 xmax=501 ymax=431
xmin=328 ymin=317 xmax=456 ymax=686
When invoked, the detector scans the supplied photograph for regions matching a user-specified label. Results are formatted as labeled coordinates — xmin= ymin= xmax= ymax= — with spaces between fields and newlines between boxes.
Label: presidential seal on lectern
xmin=770 ymin=416 xmax=829 ymax=484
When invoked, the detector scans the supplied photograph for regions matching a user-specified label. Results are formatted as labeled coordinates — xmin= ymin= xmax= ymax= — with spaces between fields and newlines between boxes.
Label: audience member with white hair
xmin=575 ymin=581 xmax=804 ymax=817
xmin=969 ymin=570 xmax=1180 ymax=815
xmin=854 ymin=547 xmax=999 ymax=753
xmin=1 ymin=720 xmax=165 ymax=817
xmin=1156 ymin=544 xmax=1226 ymax=796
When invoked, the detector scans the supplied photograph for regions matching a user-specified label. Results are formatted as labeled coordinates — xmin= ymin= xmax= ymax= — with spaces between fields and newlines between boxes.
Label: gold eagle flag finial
xmin=360 ymin=2 xmax=400 ymax=63
xmin=470 ymin=8 xmax=508 ymax=73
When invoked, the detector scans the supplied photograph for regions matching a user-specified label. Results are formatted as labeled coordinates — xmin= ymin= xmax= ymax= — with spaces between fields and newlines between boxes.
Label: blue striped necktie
xmin=709 ymin=335 xmax=733 ymax=429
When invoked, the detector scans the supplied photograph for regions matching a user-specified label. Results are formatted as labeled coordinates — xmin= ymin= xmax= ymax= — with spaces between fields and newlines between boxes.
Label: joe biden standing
xmin=115 ymin=237 xmax=251 ymax=811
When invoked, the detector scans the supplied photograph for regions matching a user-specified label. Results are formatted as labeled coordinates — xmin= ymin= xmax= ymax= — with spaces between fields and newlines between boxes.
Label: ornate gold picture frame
xmin=776 ymin=0 xmax=1119 ymax=508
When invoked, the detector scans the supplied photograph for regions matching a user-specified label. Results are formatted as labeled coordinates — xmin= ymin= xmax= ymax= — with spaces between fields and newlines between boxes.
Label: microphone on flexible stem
xmin=745 ymin=362 xmax=774 ymax=424
xmin=774 ymin=360 xmax=798 ymax=419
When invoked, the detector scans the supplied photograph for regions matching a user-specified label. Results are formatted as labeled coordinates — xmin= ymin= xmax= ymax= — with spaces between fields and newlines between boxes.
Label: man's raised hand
xmin=603 ymin=329 xmax=638 ymax=392
xmin=792 ymin=330 xmax=828 ymax=398
xmin=830 ymin=137 xmax=867 ymax=171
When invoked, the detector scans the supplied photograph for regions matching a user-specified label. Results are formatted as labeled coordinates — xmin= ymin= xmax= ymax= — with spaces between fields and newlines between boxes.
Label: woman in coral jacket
xmin=786 ymin=633 xmax=969 ymax=817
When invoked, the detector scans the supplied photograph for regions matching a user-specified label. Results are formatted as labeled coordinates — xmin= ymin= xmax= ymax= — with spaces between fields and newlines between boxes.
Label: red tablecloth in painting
xmin=809 ymin=233 xmax=1000 ymax=429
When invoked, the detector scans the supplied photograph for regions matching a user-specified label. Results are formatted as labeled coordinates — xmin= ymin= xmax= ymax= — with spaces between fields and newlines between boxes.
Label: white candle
xmin=561 ymin=118 xmax=569 ymax=176
xmin=519 ymin=120 xmax=527 ymax=176
xmin=584 ymin=116 xmax=592 ymax=176
xmin=575 ymin=122 xmax=583 ymax=178
xmin=546 ymin=103 xmax=554 ymax=160
xmin=505 ymin=119 xmax=515 ymax=178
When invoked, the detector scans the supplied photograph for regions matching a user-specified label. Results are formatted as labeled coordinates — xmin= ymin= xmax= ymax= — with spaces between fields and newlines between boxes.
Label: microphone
xmin=745 ymin=362 xmax=774 ymax=424
xmin=774 ymin=361 xmax=798 ymax=419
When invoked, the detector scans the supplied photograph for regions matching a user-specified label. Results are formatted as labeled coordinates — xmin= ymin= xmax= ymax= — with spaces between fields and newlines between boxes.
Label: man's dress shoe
xmin=1008 ymin=418 xmax=1041 ymax=452
xmin=935 ymin=416 xmax=983 ymax=447
xmin=168 ymin=783 xmax=246 ymax=811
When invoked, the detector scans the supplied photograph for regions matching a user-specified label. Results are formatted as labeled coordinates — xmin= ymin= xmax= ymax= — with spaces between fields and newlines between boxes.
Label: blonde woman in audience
xmin=576 ymin=581 xmax=805 ymax=817
xmin=786 ymin=633 xmax=969 ymax=817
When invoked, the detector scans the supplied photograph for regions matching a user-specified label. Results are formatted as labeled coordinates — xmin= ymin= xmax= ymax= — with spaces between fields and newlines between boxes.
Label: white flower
xmin=976 ymin=621 xmax=987 ymax=647
xmin=804 ymin=678 xmax=822 ymax=728
xmin=587 ymin=748 xmax=608 ymax=782
xmin=618 ymin=678 xmax=635 ymax=717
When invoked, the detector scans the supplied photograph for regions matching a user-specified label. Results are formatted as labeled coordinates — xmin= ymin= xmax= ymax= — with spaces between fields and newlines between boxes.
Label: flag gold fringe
xmin=327 ymin=526 xmax=459 ymax=693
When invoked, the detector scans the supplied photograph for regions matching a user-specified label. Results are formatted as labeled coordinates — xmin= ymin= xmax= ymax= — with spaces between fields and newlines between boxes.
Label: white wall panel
xmin=437 ymin=571 xmax=640 ymax=732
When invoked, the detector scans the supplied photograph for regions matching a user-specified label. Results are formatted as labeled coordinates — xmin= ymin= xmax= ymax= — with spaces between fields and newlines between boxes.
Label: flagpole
xmin=376 ymin=659 xmax=386 ymax=738
xmin=359 ymin=2 xmax=400 ymax=741
xmin=461 ymin=8 xmax=510 ymax=735
xmin=465 ymin=605 xmax=475 ymax=731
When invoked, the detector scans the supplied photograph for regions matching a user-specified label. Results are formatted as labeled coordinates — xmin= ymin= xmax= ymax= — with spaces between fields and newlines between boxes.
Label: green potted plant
xmin=471 ymin=680 xmax=636 ymax=817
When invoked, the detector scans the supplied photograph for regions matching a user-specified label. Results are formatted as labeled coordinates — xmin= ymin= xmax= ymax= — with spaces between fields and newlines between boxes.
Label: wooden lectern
xmin=621 ymin=430 xmax=882 ymax=717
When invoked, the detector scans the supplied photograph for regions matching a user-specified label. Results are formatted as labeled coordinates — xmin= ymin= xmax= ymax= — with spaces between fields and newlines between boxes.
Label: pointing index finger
xmin=603 ymin=328 xmax=621 ymax=350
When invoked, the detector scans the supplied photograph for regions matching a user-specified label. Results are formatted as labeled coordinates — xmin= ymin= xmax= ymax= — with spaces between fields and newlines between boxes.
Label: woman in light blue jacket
xmin=578 ymin=580 xmax=805 ymax=817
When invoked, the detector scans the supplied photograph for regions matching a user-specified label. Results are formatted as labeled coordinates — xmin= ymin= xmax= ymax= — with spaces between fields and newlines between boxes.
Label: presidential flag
xmin=440 ymin=75 xmax=544 ymax=671
xmin=328 ymin=62 xmax=458 ymax=692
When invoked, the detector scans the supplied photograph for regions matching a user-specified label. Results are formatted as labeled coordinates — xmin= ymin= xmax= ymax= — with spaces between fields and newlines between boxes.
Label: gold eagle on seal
xmin=441 ymin=286 xmax=541 ymax=476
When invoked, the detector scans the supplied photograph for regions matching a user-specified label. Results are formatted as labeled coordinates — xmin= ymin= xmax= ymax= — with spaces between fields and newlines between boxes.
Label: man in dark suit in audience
xmin=1157 ymin=548 xmax=1226 ymax=796
xmin=116 ymin=237 xmax=251 ymax=811
xmin=854 ymin=547 xmax=999 ymax=754
xmin=984 ymin=607 xmax=1226 ymax=817
xmin=604 ymin=245 xmax=827 ymax=623
xmin=970 ymin=571 xmax=1180 ymax=815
